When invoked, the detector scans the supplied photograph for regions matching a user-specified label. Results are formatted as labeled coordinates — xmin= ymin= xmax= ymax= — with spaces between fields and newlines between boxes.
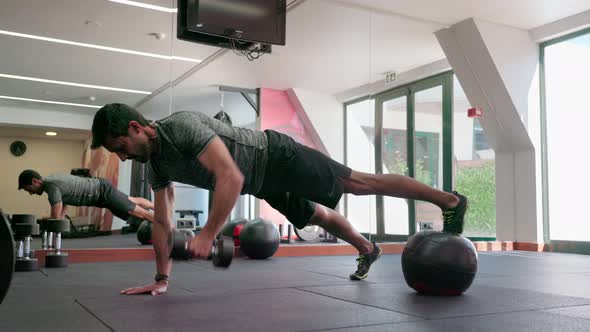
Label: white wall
xmin=476 ymin=20 xmax=539 ymax=127
xmin=289 ymin=88 xmax=344 ymax=163
xmin=476 ymin=19 xmax=543 ymax=242
xmin=436 ymin=18 xmax=540 ymax=243
xmin=0 ymin=104 xmax=94 ymax=130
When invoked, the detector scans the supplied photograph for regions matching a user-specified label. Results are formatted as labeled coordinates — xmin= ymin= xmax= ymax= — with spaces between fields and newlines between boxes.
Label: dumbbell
xmin=169 ymin=229 xmax=234 ymax=267
xmin=45 ymin=219 xmax=70 ymax=268
xmin=13 ymin=222 xmax=40 ymax=272
xmin=11 ymin=214 xmax=38 ymax=259
xmin=10 ymin=214 xmax=36 ymax=227
xmin=37 ymin=218 xmax=52 ymax=250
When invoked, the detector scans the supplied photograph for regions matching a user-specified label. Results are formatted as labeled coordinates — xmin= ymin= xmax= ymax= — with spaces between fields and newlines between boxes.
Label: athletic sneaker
xmin=350 ymin=242 xmax=382 ymax=281
xmin=442 ymin=191 xmax=468 ymax=235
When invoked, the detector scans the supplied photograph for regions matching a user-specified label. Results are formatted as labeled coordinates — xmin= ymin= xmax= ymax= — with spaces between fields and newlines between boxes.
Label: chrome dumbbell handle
xmin=41 ymin=231 xmax=48 ymax=249
xmin=48 ymin=231 xmax=54 ymax=249
xmin=54 ymin=232 xmax=62 ymax=254
xmin=24 ymin=235 xmax=31 ymax=258
xmin=17 ymin=240 xmax=24 ymax=258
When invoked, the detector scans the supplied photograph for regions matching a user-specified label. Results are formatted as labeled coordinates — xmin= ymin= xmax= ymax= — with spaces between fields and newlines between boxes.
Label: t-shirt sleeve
xmin=169 ymin=115 xmax=217 ymax=160
xmin=148 ymin=161 xmax=172 ymax=192
xmin=45 ymin=183 xmax=62 ymax=206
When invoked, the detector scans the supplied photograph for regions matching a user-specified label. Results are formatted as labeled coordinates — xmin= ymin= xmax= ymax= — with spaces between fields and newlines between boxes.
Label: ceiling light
xmin=0 ymin=73 xmax=151 ymax=95
xmin=0 ymin=30 xmax=200 ymax=63
xmin=108 ymin=0 xmax=177 ymax=13
xmin=46 ymin=132 xmax=58 ymax=136
xmin=109 ymin=0 xmax=178 ymax=13
xmin=0 ymin=95 xmax=101 ymax=109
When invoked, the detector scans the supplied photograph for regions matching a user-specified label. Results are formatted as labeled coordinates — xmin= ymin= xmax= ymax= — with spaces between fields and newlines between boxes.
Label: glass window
xmin=453 ymin=76 xmax=496 ymax=237
xmin=414 ymin=86 xmax=444 ymax=231
xmin=381 ymin=96 xmax=409 ymax=235
xmin=543 ymin=30 xmax=590 ymax=241
xmin=345 ymin=99 xmax=376 ymax=234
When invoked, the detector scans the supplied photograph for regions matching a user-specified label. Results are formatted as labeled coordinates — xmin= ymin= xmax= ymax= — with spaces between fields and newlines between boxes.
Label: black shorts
xmin=96 ymin=179 xmax=136 ymax=220
xmin=255 ymin=130 xmax=352 ymax=229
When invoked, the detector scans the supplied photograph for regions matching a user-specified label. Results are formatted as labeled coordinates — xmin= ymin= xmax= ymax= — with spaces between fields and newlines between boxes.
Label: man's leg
xmin=104 ymin=187 xmax=155 ymax=223
xmin=263 ymin=191 xmax=381 ymax=281
xmin=128 ymin=197 xmax=154 ymax=210
xmin=308 ymin=204 xmax=372 ymax=254
xmin=340 ymin=171 xmax=468 ymax=234
xmin=307 ymin=203 xmax=382 ymax=281
xmin=341 ymin=171 xmax=458 ymax=208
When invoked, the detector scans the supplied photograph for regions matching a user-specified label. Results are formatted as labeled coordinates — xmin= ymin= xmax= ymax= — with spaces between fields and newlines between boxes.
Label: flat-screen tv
xmin=177 ymin=0 xmax=286 ymax=51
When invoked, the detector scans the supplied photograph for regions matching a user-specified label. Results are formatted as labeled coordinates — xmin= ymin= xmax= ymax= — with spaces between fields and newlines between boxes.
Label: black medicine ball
xmin=401 ymin=230 xmax=478 ymax=296
xmin=239 ymin=218 xmax=280 ymax=259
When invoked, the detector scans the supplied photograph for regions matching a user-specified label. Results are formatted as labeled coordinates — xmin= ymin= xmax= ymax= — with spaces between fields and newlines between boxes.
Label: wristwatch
xmin=155 ymin=273 xmax=169 ymax=283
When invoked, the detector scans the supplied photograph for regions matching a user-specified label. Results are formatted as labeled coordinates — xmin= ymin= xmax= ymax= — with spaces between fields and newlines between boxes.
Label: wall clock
xmin=10 ymin=140 xmax=26 ymax=157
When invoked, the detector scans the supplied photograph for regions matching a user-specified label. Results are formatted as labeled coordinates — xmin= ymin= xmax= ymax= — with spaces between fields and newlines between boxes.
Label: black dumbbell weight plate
xmin=47 ymin=219 xmax=70 ymax=233
xmin=45 ymin=253 xmax=69 ymax=268
xmin=212 ymin=236 xmax=234 ymax=268
xmin=11 ymin=214 xmax=36 ymax=226
xmin=37 ymin=219 xmax=48 ymax=232
xmin=14 ymin=223 xmax=40 ymax=237
xmin=15 ymin=258 xmax=38 ymax=272
xmin=170 ymin=229 xmax=192 ymax=260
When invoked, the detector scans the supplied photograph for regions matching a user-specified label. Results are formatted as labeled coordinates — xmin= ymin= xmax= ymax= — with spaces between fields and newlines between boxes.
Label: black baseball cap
xmin=18 ymin=169 xmax=41 ymax=190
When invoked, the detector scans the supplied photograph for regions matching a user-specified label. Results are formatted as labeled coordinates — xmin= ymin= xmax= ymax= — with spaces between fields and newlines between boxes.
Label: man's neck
xmin=145 ymin=124 xmax=159 ymax=156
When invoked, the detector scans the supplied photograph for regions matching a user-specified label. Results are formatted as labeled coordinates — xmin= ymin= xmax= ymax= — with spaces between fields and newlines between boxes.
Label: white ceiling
xmin=337 ymin=0 xmax=590 ymax=30
xmin=0 ymin=0 xmax=589 ymax=127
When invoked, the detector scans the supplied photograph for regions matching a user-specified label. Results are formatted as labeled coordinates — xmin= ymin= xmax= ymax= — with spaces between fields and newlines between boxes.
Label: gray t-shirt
xmin=148 ymin=111 xmax=268 ymax=194
xmin=43 ymin=173 xmax=102 ymax=206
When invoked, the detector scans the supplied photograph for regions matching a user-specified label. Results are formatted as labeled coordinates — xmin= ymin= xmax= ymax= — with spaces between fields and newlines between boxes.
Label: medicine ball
xmin=136 ymin=220 xmax=152 ymax=245
xmin=239 ymin=218 xmax=280 ymax=259
xmin=221 ymin=218 xmax=249 ymax=246
xmin=401 ymin=230 xmax=478 ymax=296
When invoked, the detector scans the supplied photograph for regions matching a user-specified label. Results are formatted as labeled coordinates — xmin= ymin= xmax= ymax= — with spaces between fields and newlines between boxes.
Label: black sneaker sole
xmin=443 ymin=192 xmax=468 ymax=234
xmin=349 ymin=247 xmax=383 ymax=281
xmin=453 ymin=192 xmax=468 ymax=234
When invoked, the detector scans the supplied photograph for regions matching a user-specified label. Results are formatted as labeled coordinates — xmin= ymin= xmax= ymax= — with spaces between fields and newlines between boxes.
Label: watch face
xmin=10 ymin=140 xmax=26 ymax=157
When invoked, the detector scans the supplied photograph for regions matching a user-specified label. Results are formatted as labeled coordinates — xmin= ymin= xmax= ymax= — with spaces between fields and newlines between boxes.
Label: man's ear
xmin=128 ymin=121 xmax=142 ymax=134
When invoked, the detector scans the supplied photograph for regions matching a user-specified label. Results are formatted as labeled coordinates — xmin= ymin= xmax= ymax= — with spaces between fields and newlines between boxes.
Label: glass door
xmin=411 ymin=74 xmax=453 ymax=232
xmin=413 ymin=84 xmax=445 ymax=231
xmin=345 ymin=99 xmax=377 ymax=236
xmin=375 ymin=89 xmax=411 ymax=239
xmin=369 ymin=72 xmax=453 ymax=239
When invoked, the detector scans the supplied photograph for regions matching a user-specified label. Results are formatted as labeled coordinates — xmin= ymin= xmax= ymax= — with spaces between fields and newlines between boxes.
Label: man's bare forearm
xmin=202 ymin=174 xmax=243 ymax=238
xmin=60 ymin=205 xmax=68 ymax=219
xmin=152 ymin=217 xmax=173 ymax=278
xmin=50 ymin=203 xmax=62 ymax=219
xmin=152 ymin=185 xmax=175 ymax=280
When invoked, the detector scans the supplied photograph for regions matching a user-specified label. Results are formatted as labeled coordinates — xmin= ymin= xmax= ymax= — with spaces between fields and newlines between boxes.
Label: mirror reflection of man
xmin=18 ymin=169 xmax=154 ymax=222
